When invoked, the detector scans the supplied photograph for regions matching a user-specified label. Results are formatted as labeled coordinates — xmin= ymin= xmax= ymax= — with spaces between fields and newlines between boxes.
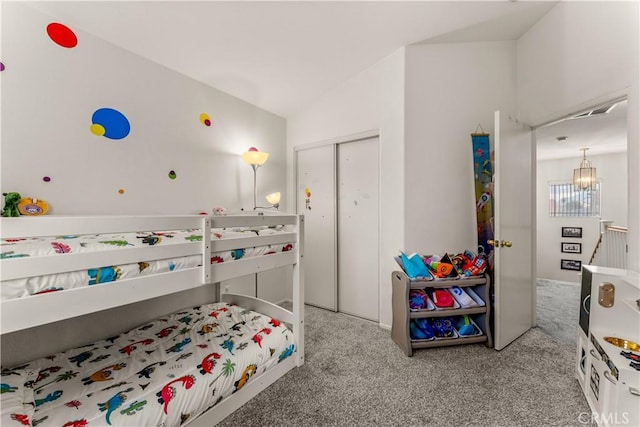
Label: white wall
xmin=287 ymin=48 xmax=405 ymax=328
xmin=518 ymin=1 xmax=640 ymax=271
xmin=404 ymin=41 xmax=518 ymax=254
xmin=537 ymin=152 xmax=628 ymax=282
xmin=1 ymin=3 xmax=286 ymax=215
xmin=0 ymin=3 xmax=289 ymax=362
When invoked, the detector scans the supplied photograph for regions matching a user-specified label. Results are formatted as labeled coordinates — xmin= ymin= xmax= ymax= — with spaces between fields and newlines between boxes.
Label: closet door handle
xmin=590 ymin=349 xmax=601 ymax=361
xmin=604 ymin=370 xmax=616 ymax=384
xmin=629 ymin=387 xmax=640 ymax=397
xmin=583 ymin=295 xmax=591 ymax=314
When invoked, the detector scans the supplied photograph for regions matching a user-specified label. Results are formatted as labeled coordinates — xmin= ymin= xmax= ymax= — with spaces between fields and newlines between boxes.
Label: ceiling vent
xmin=571 ymin=103 xmax=617 ymax=119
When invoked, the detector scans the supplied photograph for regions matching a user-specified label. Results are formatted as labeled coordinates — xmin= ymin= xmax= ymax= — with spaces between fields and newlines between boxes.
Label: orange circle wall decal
xmin=47 ymin=23 xmax=78 ymax=48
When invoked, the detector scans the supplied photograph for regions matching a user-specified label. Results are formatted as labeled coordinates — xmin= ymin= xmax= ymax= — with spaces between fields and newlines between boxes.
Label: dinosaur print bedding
xmin=1 ymin=227 xmax=294 ymax=301
xmin=1 ymin=302 xmax=295 ymax=427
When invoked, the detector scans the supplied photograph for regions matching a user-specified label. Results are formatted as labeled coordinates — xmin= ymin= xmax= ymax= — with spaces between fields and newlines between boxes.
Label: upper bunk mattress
xmin=1 ymin=302 xmax=296 ymax=426
xmin=1 ymin=227 xmax=294 ymax=301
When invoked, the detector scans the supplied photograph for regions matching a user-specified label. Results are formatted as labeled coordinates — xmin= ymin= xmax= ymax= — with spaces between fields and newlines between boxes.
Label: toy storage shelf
xmin=391 ymin=270 xmax=493 ymax=356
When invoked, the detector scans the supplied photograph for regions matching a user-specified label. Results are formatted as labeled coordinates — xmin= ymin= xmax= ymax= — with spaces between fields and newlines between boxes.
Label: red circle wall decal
xmin=47 ymin=23 xmax=78 ymax=48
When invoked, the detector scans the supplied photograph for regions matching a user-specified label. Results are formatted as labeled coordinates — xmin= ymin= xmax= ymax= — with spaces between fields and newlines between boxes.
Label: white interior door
xmin=493 ymin=110 xmax=535 ymax=350
xmin=337 ymin=137 xmax=379 ymax=321
xmin=296 ymin=145 xmax=337 ymax=311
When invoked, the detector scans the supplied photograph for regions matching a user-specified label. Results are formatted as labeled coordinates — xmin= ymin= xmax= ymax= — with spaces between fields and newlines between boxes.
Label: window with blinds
xmin=549 ymin=181 xmax=601 ymax=217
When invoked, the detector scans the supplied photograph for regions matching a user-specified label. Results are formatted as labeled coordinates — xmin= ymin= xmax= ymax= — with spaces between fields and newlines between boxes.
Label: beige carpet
xmin=219 ymin=303 xmax=589 ymax=427
xmin=536 ymin=278 xmax=581 ymax=346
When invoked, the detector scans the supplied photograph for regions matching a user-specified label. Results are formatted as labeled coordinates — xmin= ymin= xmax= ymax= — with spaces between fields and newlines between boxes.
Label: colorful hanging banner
xmin=471 ymin=132 xmax=494 ymax=259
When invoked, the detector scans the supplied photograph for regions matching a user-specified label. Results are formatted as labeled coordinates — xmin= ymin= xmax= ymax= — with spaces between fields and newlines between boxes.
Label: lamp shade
xmin=573 ymin=148 xmax=596 ymax=191
xmin=266 ymin=192 xmax=281 ymax=205
xmin=242 ymin=147 xmax=269 ymax=166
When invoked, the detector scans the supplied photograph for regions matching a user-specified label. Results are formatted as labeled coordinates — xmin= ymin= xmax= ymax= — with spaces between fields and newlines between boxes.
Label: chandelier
xmin=573 ymin=148 xmax=596 ymax=191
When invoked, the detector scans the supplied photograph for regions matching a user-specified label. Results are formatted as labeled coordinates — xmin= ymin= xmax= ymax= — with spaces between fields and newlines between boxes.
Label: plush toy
xmin=2 ymin=192 xmax=21 ymax=217
xmin=18 ymin=197 xmax=49 ymax=216
xmin=400 ymin=251 xmax=432 ymax=279
xmin=432 ymin=318 xmax=455 ymax=338
xmin=212 ymin=207 xmax=227 ymax=216
xmin=409 ymin=289 xmax=430 ymax=311
xmin=456 ymin=315 xmax=477 ymax=336
xmin=410 ymin=319 xmax=434 ymax=340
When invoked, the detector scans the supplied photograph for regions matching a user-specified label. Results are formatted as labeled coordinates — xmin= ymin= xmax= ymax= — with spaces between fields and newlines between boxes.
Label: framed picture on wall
xmin=561 ymin=242 xmax=582 ymax=254
xmin=561 ymin=227 xmax=582 ymax=238
xmin=561 ymin=259 xmax=582 ymax=271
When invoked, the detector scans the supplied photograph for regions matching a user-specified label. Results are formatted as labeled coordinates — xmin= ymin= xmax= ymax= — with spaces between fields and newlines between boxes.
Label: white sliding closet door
xmin=296 ymin=145 xmax=337 ymax=311
xmin=337 ymin=137 xmax=379 ymax=321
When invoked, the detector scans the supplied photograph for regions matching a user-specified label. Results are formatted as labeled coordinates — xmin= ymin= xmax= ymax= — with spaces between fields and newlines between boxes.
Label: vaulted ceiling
xmin=25 ymin=1 xmax=626 ymax=159
xmin=28 ymin=1 xmax=556 ymax=118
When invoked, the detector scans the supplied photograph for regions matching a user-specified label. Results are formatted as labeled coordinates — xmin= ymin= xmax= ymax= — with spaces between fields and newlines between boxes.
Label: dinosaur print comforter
xmin=1 ymin=302 xmax=295 ymax=427
xmin=1 ymin=227 xmax=294 ymax=301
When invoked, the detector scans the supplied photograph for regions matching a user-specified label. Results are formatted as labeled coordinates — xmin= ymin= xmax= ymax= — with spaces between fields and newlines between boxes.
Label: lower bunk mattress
xmin=1 ymin=302 xmax=296 ymax=426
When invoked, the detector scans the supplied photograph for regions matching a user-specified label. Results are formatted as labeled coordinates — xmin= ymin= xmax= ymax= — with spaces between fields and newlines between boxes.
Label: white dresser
xmin=576 ymin=266 xmax=640 ymax=426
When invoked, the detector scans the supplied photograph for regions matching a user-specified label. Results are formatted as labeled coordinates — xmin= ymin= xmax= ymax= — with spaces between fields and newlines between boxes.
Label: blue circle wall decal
xmin=90 ymin=108 xmax=130 ymax=140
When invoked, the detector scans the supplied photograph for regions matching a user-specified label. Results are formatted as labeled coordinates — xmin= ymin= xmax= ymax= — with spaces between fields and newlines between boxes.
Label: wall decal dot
xmin=90 ymin=124 xmax=106 ymax=136
xmin=199 ymin=113 xmax=212 ymax=127
xmin=168 ymin=170 xmax=177 ymax=180
xmin=43 ymin=176 xmax=51 ymax=183
xmin=118 ymin=189 xmax=125 ymax=195
xmin=90 ymin=108 xmax=130 ymax=140
xmin=47 ymin=23 xmax=78 ymax=48
xmin=0 ymin=62 xmax=5 ymax=72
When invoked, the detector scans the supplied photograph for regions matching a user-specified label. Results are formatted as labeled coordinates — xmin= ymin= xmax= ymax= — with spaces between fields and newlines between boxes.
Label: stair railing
xmin=589 ymin=220 xmax=628 ymax=269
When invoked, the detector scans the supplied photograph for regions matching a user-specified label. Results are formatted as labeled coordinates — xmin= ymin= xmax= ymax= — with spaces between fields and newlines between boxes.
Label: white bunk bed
xmin=0 ymin=212 xmax=304 ymax=426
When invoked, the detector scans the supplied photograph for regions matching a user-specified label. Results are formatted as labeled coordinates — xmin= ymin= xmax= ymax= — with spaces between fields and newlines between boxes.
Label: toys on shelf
xmin=408 ymin=315 xmax=481 ymax=341
xmin=410 ymin=319 xmax=434 ymax=340
xmin=409 ymin=289 xmax=432 ymax=311
xmin=456 ymin=315 xmax=477 ymax=336
xmin=400 ymin=251 xmax=433 ymax=280
xmin=431 ymin=289 xmax=455 ymax=308
xmin=396 ymin=249 xmax=488 ymax=280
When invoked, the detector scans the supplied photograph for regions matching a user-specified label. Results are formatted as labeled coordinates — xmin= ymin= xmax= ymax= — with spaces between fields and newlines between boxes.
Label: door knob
xmin=488 ymin=239 xmax=512 ymax=248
